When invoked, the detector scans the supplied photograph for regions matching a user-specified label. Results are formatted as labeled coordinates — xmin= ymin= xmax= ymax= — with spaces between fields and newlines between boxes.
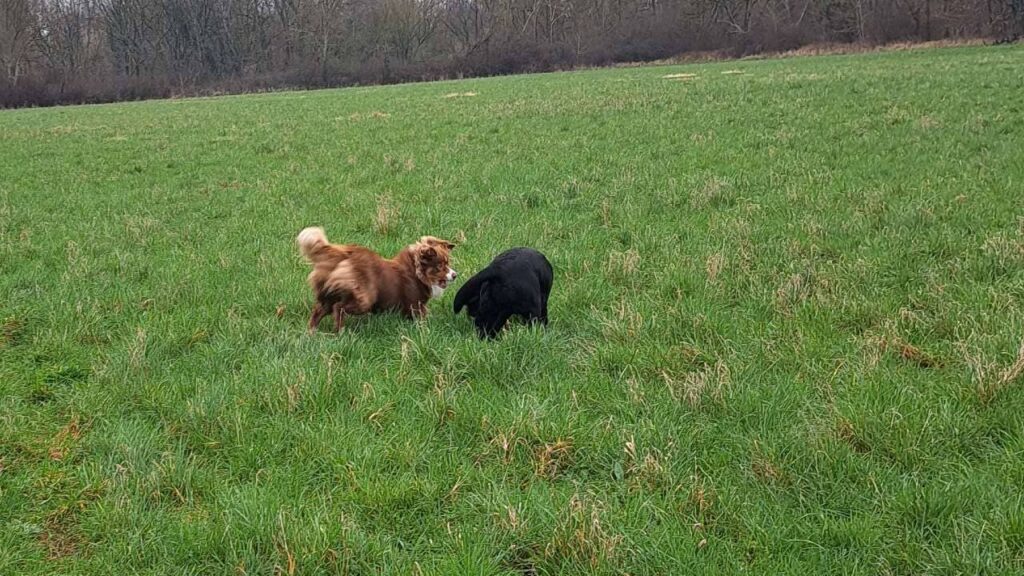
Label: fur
xmin=453 ymin=247 xmax=553 ymax=339
xmin=298 ymin=227 xmax=456 ymax=333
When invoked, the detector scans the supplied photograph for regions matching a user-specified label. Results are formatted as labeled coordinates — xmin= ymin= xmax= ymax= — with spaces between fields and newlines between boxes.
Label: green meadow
xmin=2 ymin=44 xmax=1023 ymax=574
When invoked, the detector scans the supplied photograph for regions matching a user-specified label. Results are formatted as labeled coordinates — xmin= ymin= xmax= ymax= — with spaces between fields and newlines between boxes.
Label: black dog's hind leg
xmin=524 ymin=294 xmax=547 ymax=327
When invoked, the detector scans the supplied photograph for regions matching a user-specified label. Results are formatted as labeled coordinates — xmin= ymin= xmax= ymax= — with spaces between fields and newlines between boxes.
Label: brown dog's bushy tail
xmin=297 ymin=227 xmax=328 ymax=261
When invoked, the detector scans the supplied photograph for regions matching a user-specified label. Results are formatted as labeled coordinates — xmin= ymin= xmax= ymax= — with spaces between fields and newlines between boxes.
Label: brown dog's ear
xmin=421 ymin=236 xmax=456 ymax=251
xmin=420 ymin=246 xmax=438 ymax=261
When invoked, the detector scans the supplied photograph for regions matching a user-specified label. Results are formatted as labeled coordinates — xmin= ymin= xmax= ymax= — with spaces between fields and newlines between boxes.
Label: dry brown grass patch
xmin=626 ymin=376 xmax=646 ymax=406
xmin=348 ymin=111 xmax=390 ymax=121
xmin=536 ymin=438 xmax=574 ymax=479
xmin=374 ymin=194 xmax=398 ymax=235
xmin=544 ymin=494 xmax=621 ymax=568
xmin=982 ymin=232 xmax=1024 ymax=265
xmin=663 ymin=360 xmax=730 ymax=408
xmin=609 ymin=38 xmax=990 ymax=71
xmin=870 ymin=334 xmax=942 ymax=369
xmin=1 ymin=316 xmax=24 ymax=346
xmin=604 ymin=249 xmax=640 ymax=279
xmin=600 ymin=200 xmax=611 ymax=227
xmin=835 ymin=417 xmax=870 ymax=453
xmin=686 ymin=474 xmax=716 ymax=518
xmin=623 ymin=436 xmax=666 ymax=489
xmin=40 ymin=507 xmax=83 ymax=559
xmin=487 ymin=429 xmax=526 ymax=465
xmin=48 ymin=416 xmax=83 ymax=462
xmin=496 ymin=503 xmax=526 ymax=533
xmin=751 ymin=444 xmax=787 ymax=486
xmin=705 ymin=252 xmax=725 ymax=284
xmin=978 ymin=339 xmax=1024 ymax=405
xmin=690 ymin=176 xmax=730 ymax=209
xmin=774 ymin=273 xmax=811 ymax=315
xmin=774 ymin=38 xmax=989 ymax=59
xmin=366 ymin=401 xmax=394 ymax=429
xmin=893 ymin=338 xmax=941 ymax=368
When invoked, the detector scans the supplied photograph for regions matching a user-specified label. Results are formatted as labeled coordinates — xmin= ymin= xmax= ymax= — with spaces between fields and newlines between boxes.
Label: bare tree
xmin=0 ymin=0 xmax=38 ymax=87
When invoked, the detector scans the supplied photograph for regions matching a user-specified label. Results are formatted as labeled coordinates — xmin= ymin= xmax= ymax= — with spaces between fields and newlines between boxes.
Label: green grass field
xmin=2 ymin=44 xmax=1024 ymax=574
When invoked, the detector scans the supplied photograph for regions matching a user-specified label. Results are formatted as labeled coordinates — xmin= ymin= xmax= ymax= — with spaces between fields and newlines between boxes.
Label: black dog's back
xmin=454 ymin=248 xmax=553 ymax=338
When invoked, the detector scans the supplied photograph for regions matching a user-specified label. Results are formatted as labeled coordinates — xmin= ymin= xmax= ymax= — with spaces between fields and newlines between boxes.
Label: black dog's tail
xmin=453 ymin=271 xmax=494 ymax=315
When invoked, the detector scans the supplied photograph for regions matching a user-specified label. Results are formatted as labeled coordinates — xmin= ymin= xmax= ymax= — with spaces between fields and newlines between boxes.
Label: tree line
xmin=2 ymin=0 xmax=1022 ymax=107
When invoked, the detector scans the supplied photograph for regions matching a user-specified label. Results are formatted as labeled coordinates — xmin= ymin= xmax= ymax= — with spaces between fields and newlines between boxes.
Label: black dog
xmin=453 ymin=248 xmax=553 ymax=338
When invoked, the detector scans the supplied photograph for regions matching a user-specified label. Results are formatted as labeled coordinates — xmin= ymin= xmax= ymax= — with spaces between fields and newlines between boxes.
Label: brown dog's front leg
xmin=309 ymin=302 xmax=328 ymax=333
xmin=332 ymin=302 xmax=346 ymax=333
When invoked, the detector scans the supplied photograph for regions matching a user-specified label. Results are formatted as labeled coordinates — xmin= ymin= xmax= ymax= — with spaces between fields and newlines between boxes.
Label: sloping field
xmin=2 ymin=45 xmax=1023 ymax=574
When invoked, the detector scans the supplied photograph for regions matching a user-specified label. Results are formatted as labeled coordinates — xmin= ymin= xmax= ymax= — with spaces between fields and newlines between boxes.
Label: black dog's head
xmin=453 ymin=267 xmax=505 ymax=338
xmin=470 ymin=284 xmax=505 ymax=339
xmin=453 ymin=275 xmax=486 ymax=322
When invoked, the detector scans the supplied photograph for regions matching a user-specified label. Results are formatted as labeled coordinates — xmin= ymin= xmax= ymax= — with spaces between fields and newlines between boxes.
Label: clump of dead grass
xmin=684 ymin=473 xmax=716 ymax=520
xmin=976 ymin=338 xmax=1024 ymax=405
xmin=750 ymin=443 xmax=788 ymax=486
xmin=48 ymin=416 xmax=83 ymax=462
xmin=374 ymin=194 xmax=398 ymax=235
xmin=1 ymin=316 xmax=25 ymax=346
xmin=486 ymin=428 xmax=526 ymax=465
xmin=622 ymin=436 xmax=666 ymax=489
xmin=867 ymin=333 xmax=943 ymax=369
xmin=348 ymin=111 xmax=390 ymax=121
xmin=40 ymin=508 xmax=83 ymax=559
xmin=602 ymin=250 xmax=641 ymax=287
xmin=835 ymin=416 xmax=871 ymax=453
xmin=705 ymin=252 xmax=726 ymax=284
xmin=689 ymin=176 xmax=730 ymax=209
xmin=663 ymin=360 xmax=731 ymax=408
xmin=544 ymin=494 xmax=622 ymax=569
xmin=982 ymin=232 xmax=1024 ymax=266
xmin=535 ymin=438 xmax=574 ymax=479
xmin=775 ymin=38 xmax=989 ymax=59
xmin=774 ymin=273 xmax=810 ymax=315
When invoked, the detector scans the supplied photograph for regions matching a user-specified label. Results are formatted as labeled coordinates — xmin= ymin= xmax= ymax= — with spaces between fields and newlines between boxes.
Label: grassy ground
xmin=2 ymin=44 xmax=1024 ymax=575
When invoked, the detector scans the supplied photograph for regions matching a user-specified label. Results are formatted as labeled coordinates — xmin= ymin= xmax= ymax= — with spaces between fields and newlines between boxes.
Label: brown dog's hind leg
xmin=309 ymin=302 xmax=328 ymax=333
xmin=332 ymin=302 xmax=346 ymax=333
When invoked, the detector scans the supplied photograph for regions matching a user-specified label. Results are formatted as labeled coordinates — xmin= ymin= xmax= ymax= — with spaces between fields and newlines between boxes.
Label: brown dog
xmin=297 ymin=227 xmax=457 ymax=333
